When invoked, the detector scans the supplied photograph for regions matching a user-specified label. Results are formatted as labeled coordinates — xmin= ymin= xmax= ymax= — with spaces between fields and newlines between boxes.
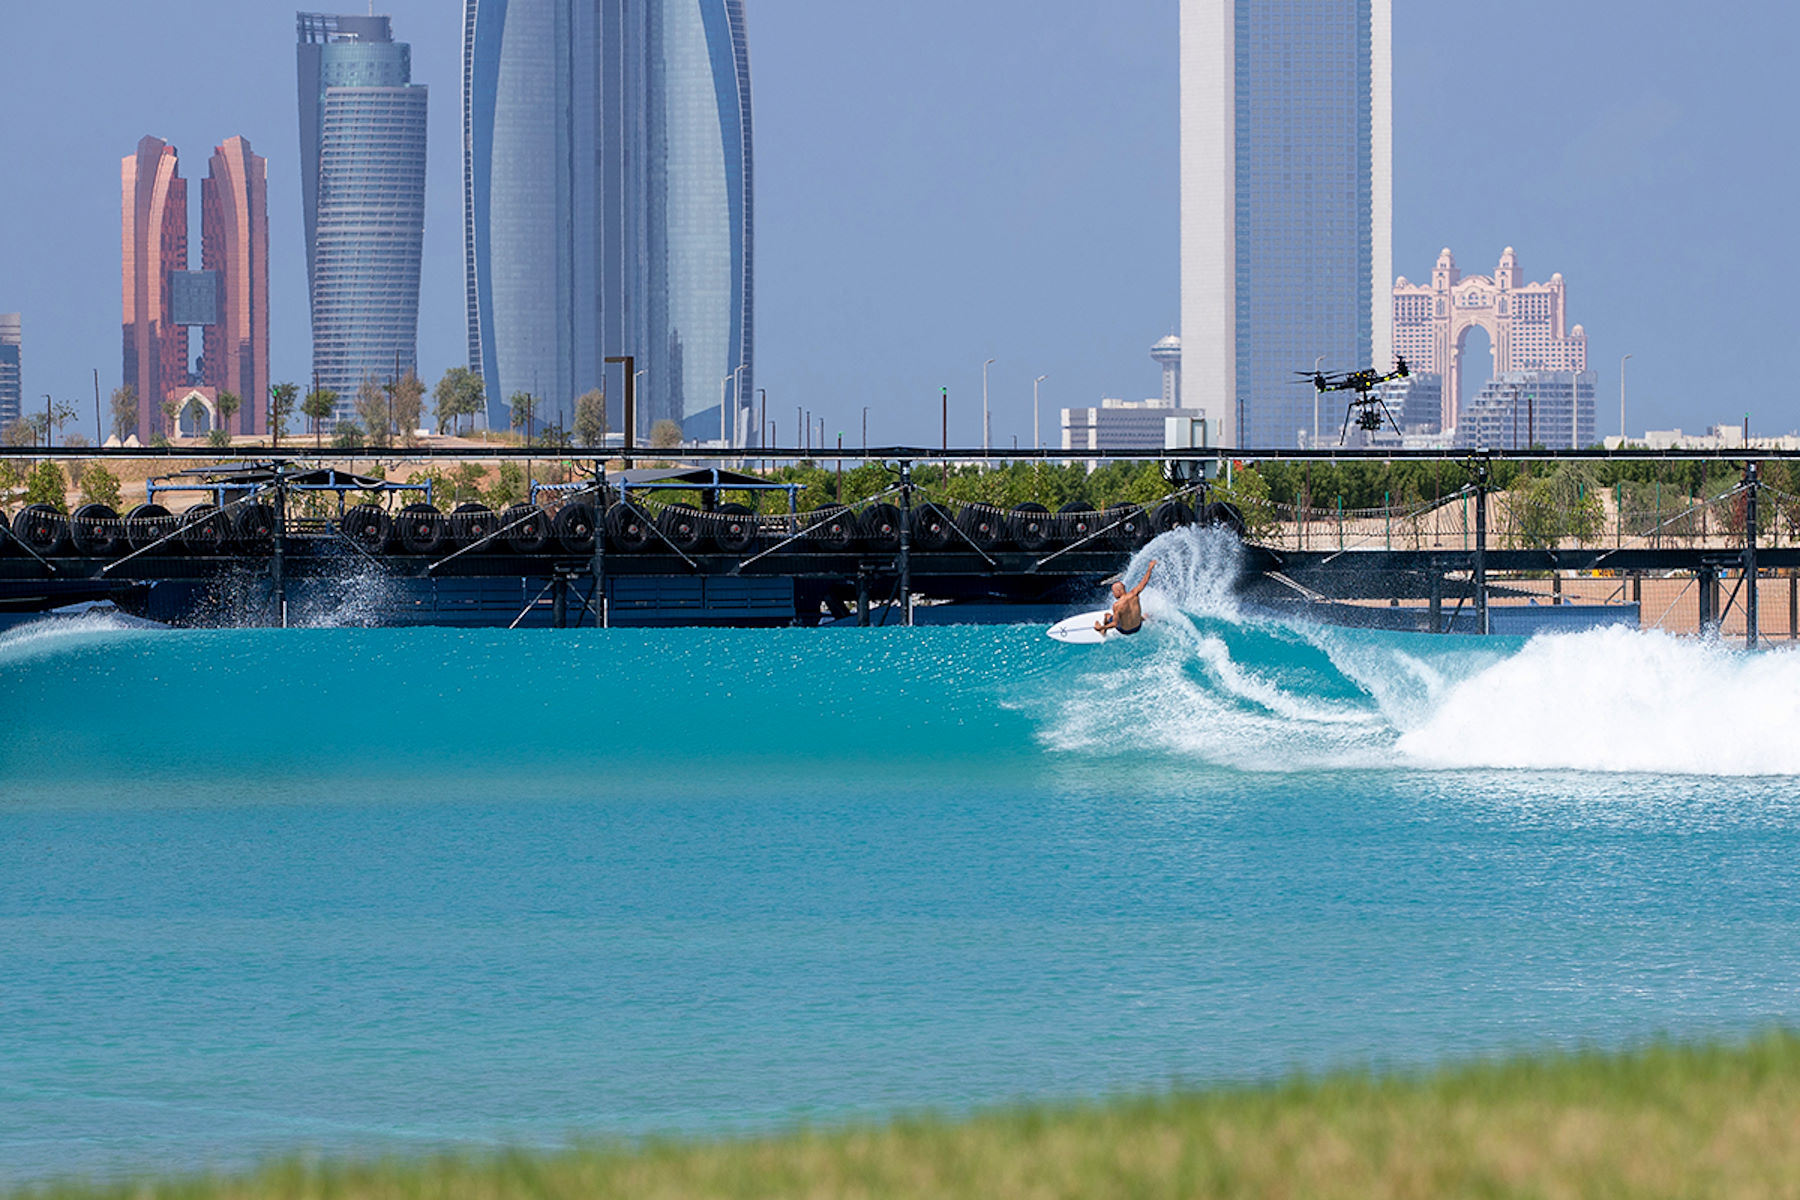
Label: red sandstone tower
xmin=121 ymin=135 xmax=268 ymax=442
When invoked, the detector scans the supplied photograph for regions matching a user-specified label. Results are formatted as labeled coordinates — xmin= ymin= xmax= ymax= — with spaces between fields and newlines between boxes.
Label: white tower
xmin=1150 ymin=335 xmax=1181 ymax=408
xmin=1180 ymin=0 xmax=1392 ymax=448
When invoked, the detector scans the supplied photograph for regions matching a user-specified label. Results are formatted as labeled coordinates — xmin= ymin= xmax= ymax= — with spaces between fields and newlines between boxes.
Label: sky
xmin=1 ymin=0 xmax=1795 ymax=448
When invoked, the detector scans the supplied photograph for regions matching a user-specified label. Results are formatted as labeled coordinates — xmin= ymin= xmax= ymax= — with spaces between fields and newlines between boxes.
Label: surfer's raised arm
xmin=1129 ymin=560 xmax=1158 ymax=597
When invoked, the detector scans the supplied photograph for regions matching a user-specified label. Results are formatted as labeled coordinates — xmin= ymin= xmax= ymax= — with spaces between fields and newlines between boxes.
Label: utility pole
xmin=940 ymin=387 xmax=949 ymax=483
xmin=1619 ymin=353 xmax=1632 ymax=442
xmin=93 ymin=370 xmax=101 ymax=445
xmin=981 ymin=357 xmax=995 ymax=460
xmin=1033 ymin=375 xmax=1047 ymax=451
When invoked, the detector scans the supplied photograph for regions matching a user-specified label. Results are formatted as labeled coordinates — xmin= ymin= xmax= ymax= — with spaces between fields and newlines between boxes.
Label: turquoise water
xmin=4 ymin=529 xmax=1800 ymax=1180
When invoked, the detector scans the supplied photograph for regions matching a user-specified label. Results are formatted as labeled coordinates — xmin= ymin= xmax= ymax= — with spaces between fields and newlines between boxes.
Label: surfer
xmin=1094 ymin=560 xmax=1157 ymax=636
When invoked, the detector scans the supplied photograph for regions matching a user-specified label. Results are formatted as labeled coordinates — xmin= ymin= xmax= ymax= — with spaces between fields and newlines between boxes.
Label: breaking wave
xmin=1040 ymin=526 xmax=1800 ymax=776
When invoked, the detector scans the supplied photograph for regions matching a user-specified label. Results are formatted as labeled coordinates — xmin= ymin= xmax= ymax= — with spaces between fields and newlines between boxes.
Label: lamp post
xmin=1619 ymin=353 xmax=1632 ymax=443
xmin=981 ymin=357 xmax=995 ymax=460
xmin=728 ymin=363 xmax=747 ymax=447
xmin=861 ymin=405 xmax=869 ymax=450
xmin=1033 ymin=375 xmax=1047 ymax=450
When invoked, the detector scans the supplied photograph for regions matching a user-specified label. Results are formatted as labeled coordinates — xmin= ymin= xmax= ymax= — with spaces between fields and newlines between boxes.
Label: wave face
xmin=4 ymin=526 xmax=1799 ymax=791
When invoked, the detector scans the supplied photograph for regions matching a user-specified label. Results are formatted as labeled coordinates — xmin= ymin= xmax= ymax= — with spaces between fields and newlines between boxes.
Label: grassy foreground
xmin=21 ymin=1033 xmax=1800 ymax=1200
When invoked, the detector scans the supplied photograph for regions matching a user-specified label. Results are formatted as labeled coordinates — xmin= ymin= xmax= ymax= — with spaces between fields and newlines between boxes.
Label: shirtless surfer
xmin=1094 ymin=560 xmax=1157 ymax=636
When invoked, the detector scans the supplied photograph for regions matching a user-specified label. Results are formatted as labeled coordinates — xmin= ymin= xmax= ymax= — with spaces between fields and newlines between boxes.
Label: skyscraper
xmin=1180 ymin=0 xmax=1392 ymax=449
xmin=0 ymin=314 xmax=20 ymax=428
xmin=122 ymin=135 xmax=269 ymax=442
xmin=122 ymin=135 xmax=189 ymax=443
xmin=204 ymin=137 xmax=271 ymax=436
xmin=298 ymin=13 xmax=429 ymax=420
xmin=463 ymin=0 xmax=754 ymax=441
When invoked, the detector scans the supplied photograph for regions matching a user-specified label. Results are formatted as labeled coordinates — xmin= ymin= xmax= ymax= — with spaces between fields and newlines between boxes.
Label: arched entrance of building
xmin=1453 ymin=323 xmax=1495 ymax=429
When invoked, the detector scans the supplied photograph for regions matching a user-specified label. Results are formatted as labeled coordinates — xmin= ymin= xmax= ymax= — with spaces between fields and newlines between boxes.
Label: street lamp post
xmin=981 ymin=357 xmax=995 ymax=460
xmin=1619 ymin=353 xmax=1633 ymax=443
xmin=1033 ymin=375 xmax=1047 ymax=450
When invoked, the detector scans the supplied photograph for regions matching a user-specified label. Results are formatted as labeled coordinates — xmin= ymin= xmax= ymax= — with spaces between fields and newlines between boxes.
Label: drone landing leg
xmin=1339 ymin=403 xmax=1355 ymax=446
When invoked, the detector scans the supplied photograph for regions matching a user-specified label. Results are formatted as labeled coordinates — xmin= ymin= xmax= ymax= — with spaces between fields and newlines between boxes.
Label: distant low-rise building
xmin=1610 ymin=426 xmax=1800 ymax=452
xmin=1454 ymin=370 xmax=1596 ymax=451
xmin=1063 ymin=336 xmax=1207 ymax=456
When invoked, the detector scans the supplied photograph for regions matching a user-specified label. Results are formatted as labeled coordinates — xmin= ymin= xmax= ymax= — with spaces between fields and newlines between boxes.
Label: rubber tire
xmin=341 ymin=504 xmax=392 ymax=552
xmin=859 ymin=503 xmax=902 ymax=551
xmin=808 ymin=506 xmax=856 ymax=551
xmin=1009 ymin=502 xmax=1053 ymax=552
xmin=554 ymin=502 xmax=597 ymax=553
xmin=1105 ymin=503 xmax=1150 ymax=550
xmin=1057 ymin=502 xmax=1099 ymax=544
xmin=958 ymin=505 xmax=1007 ymax=549
xmin=233 ymin=503 xmax=276 ymax=549
xmin=450 ymin=502 xmax=499 ymax=548
xmin=660 ymin=505 xmax=706 ymax=552
xmin=14 ymin=504 xmax=69 ymax=555
xmin=396 ymin=503 xmax=449 ymax=555
xmin=1204 ymin=501 xmax=1247 ymax=539
xmin=502 ymin=504 xmax=550 ymax=554
xmin=180 ymin=504 xmax=230 ymax=552
xmin=70 ymin=504 xmax=123 ymax=557
xmin=125 ymin=503 xmax=173 ymax=552
xmin=1152 ymin=499 xmax=1196 ymax=534
xmin=913 ymin=503 xmax=954 ymax=551
xmin=714 ymin=503 xmax=756 ymax=554
xmin=606 ymin=504 xmax=654 ymax=552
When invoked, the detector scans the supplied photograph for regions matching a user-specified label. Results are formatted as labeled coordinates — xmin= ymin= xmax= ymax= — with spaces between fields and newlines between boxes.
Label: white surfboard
xmin=1047 ymin=610 xmax=1121 ymax=644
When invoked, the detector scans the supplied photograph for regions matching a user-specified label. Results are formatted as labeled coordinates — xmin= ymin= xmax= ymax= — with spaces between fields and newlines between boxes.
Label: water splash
xmin=1039 ymin=528 xmax=1800 ymax=776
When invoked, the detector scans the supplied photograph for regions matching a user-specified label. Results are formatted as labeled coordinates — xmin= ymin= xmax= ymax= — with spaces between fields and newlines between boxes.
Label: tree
xmin=80 ymin=463 xmax=123 ymax=510
xmin=216 ymin=391 xmax=241 ymax=440
xmin=650 ymin=419 xmax=683 ymax=449
xmin=355 ymin=375 xmax=389 ymax=443
xmin=268 ymin=382 xmax=298 ymax=448
xmin=487 ymin=461 xmax=525 ymax=509
xmin=391 ymin=370 xmax=425 ymax=442
xmin=160 ymin=395 xmax=180 ymax=440
xmin=41 ymin=397 xmax=76 ymax=447
xmin=433 ymin=366 xmax=485 ymax=435
xmin=508 ymin=391 xmax=537 ymax=441
xmin=574 ymin=389 xmax=607 ymax=447
xmin=302 ymin=386 xmax=337 ymax=448
xmin=110 ymin=385 xmax=138 ymax=444
xmin=24 ymin=460 xmax=68 ymax=511
xmin=331 ymin=419 xmax=367 ymax=450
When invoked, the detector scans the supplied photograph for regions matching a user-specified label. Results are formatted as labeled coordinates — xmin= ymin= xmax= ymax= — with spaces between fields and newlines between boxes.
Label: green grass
xmin=18 ymin=1033 xmax=1800 ymax=1199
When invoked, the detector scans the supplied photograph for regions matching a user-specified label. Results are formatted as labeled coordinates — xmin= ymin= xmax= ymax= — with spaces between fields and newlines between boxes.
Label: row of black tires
xmin=2 ymin=498 xmax=1244 ymax=559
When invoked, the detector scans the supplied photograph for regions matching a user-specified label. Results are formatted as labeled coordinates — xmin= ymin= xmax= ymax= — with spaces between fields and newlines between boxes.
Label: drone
xmin=1296 ymin=357 xmax=1410 ymax=444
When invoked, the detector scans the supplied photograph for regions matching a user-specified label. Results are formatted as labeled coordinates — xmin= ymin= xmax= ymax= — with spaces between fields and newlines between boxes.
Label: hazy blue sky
xmin=1 ymin=0 xmax=1794 ymax=446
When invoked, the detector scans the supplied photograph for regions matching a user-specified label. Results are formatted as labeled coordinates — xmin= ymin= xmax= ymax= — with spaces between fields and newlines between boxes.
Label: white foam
xmin=0 ymin=612 xmax=156 ymax=667
xmin=1397 ymin=626 xmax=1800 ymax=775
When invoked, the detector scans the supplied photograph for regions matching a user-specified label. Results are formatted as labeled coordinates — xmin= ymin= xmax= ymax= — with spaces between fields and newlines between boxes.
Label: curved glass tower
xmin=464 ymin=0 xmax=753 ymax=441
xmin=298 ymin=14 xmax=429 ymax=421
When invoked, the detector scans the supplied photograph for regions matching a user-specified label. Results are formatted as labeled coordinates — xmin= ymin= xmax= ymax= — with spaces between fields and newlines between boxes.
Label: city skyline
xmin=0 ymin=1 xmax=1793 ymax=447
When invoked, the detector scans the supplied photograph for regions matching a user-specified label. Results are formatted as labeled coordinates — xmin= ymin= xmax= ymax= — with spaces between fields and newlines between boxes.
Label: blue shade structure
xmin=298 ymin=14 xmax=429 ymax=421
xmin=464 ymin=0 xmax=753 ymax=442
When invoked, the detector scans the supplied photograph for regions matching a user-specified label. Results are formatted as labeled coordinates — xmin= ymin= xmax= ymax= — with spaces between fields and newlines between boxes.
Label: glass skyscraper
xmin=298 ymin=14 xmax=429 ymax=421
xmin=463 ymin=0 xmax=753 ymax=441
xmin=1180 ymin=0 xmax=1392 ymax=449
